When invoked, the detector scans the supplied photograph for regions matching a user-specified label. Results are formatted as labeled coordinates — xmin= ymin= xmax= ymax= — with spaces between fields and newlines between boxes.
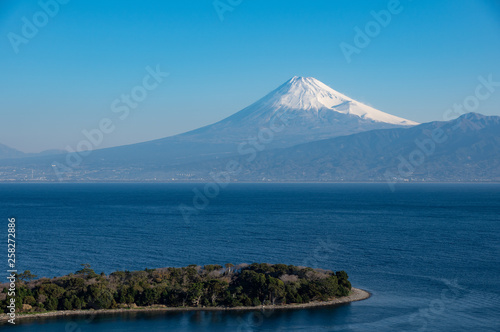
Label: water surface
xmin=0 ymin=183 xmax=499 ymax=331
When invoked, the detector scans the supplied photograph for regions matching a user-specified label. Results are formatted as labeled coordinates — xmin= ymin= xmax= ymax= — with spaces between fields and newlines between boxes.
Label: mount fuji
xmin=75 ymin=76 xmax=419 ymax=167
xmin=175 ymin=76 xmax=418 ymax=148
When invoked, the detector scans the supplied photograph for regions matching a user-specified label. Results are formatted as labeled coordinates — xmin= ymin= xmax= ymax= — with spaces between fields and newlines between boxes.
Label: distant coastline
xmin=1 ymin=180 xmax=499 ymax=184
xmin=0 ymin=288 xmax=370 ymax=323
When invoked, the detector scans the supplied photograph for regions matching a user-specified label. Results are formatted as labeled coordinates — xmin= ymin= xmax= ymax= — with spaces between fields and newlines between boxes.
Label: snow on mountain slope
xmin=246 ymin=76 xmax=417 ymax=125
xmin=182 ymin=76 xmax=418 ymax=147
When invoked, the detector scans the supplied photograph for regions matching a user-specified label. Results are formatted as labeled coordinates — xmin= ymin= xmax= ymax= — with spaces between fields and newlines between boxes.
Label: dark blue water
xmin=0 ymin=183 xmax=499 ymax=331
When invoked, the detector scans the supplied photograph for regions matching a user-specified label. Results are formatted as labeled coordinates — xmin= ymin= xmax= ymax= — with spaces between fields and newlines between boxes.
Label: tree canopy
xmin=1 ymin=263 xmax=351 ymax=313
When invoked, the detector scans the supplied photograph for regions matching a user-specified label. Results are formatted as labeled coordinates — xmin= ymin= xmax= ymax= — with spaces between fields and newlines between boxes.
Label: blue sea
xmin=0 ymin=183 xmax=499 ymax=331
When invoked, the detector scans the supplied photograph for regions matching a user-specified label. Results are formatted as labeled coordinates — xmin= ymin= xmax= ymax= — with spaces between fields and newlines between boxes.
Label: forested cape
xmin=1 ymin=263 xmax=352 ymax=313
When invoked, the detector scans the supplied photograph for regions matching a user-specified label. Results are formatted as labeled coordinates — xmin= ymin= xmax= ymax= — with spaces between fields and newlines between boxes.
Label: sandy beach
xmin=0 ymin=288 xmax=370 ymax=323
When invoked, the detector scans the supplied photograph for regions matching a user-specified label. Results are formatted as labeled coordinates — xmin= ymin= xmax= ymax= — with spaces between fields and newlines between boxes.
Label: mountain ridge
xmin=188 ymin=112 xmax=499 ymax=182
xmin=0 ymin=144 xmax=65 ymax=160
xmin=0 ymin=143 xmax=25 ymax=160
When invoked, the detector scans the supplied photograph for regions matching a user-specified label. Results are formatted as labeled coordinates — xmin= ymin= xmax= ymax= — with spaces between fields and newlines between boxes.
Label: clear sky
xmin=1 ymin=0 xmax=500 ymax=152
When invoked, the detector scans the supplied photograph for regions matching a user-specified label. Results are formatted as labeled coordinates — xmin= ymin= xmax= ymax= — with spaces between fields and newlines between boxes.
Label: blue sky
xmin=1 ymin=0 xmax=500 ymax=152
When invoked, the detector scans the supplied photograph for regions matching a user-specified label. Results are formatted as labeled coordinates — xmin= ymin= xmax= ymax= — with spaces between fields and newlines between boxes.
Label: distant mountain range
xmin=0 ymin=144 xmax=64 ymax=160
xmin=190 ymin=112 xmax=499 ymax=183
xmin=0 ymin=144 xmax=25 ymax=160
xmin=0 ymin=77 xmax=498 ymax=182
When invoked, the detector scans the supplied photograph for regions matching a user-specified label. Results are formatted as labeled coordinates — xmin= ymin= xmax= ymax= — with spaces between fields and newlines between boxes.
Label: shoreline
xmin=0 ymin=288 xmax=370 ymax=323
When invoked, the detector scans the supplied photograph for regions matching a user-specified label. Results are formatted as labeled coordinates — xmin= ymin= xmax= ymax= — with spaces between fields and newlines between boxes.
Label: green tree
xmin=285 ymin=283 xmax=302 ymax=303
xmin=23 ymin=296 xmax=36 ymax=305
xmin=72 ymin=295 xmax=83 ymax=310
xmin=76 ymin=263 xmax=98 ymax=278
xmin=39 ymin=284 xmax=65 ymax=299
xmin=45 ymin=297 xmax=58 ymax=311
xmin=266 ymin=276 xmax=285 ymax=305
xmin=238 ymin=270 xmax=267 ymax=301
xmin=62 ymin=298 xmax=73 ymax=310
xmin=206 ymin=279 xmax=228 ymax=306
xmin=140 ymin=288 xmax=160 ymax=306
xmin=87 ymin=284 xmax=115 ymax=309
xmin=203 ymin=265 xmax=222 ymax=272
xmin=187 ymin=283 xmax=203 ymax=307
xmin=338 ymin=285 xmax=349 ymax=297
xmin=19 ymin=270 xmax=38 ymax=283
xmin=317 ymin=276 xmax=339 ymax=300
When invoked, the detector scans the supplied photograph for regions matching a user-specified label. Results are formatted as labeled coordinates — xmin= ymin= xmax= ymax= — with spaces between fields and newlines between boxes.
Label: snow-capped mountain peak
xmin=265 ymin=76 xmax=349 ymax=110
xmin=259 ymin=76 xmax=418 ymax=126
